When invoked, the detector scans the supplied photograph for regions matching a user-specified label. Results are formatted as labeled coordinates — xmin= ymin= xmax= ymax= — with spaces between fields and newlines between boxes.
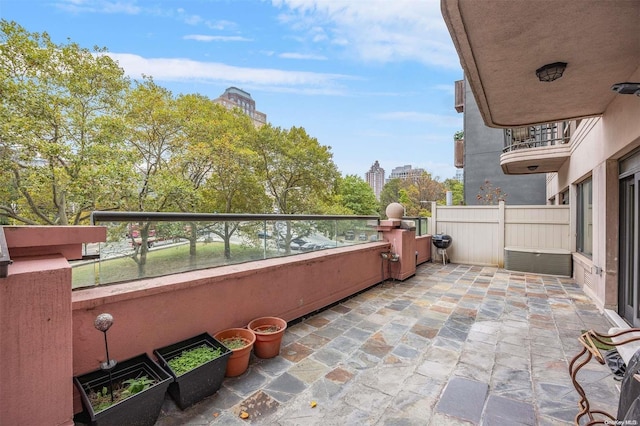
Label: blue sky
xmin=1 ymin=0 xmax=464 ymax=180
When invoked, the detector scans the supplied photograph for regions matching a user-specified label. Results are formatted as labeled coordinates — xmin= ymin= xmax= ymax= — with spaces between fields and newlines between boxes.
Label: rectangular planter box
xmin=154 ymin=332 xmax=231 ymax=410
xmin=73 ymin=353 xmax=172 ymax=426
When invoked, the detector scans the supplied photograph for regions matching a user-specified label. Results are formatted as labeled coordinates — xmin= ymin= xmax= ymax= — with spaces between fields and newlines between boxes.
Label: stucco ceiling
xmin=441 ymin=0 xmax=640 ymax=128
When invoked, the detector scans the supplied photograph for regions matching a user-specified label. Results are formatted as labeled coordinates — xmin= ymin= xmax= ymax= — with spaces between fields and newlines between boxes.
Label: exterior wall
xmin=545 ymin=65 xmax=640 ymax=311
xmin=0 ymin=226 xmax=106 ymax=426
xmin=1 ymin=225 xmax=406 ymax=420
xmin=416 ymin=235 xmax=432 ymax=265
xmin=70 ymin=242 xmax=399 ymax=412
xmin=430 ymin=203 xmax=570 ymax=267
xmin=1 ymin=255 xmax=74 ymax=426
xmin=463 ymin=79 xmax=547 ymax=205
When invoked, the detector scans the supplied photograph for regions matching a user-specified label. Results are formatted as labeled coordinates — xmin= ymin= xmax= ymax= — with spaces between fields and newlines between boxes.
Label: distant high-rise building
xmin=213 ymin=87 xmax=267 ymax=127
xmin=387 ymin=165 xmax=425 ymax=182
xmin=365 ymin=161 xmax=385 ymax=200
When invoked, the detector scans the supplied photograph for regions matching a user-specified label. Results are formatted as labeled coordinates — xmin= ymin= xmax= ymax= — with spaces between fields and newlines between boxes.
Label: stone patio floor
xmin=155 ymin=262 xmax=620 ymax=425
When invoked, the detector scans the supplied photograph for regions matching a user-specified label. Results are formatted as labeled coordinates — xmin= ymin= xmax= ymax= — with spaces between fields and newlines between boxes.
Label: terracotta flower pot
xmin=247 ymin=317 xmax=287 ymax=359
xmin=214 ymin=328 xmax=255 ymax=377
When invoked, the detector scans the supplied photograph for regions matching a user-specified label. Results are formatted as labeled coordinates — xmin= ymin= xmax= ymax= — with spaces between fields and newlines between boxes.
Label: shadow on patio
xmin=154 ymin=262 xmax=619 ymax=425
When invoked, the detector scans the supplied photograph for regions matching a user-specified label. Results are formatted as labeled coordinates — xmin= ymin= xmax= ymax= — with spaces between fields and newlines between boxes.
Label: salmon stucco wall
xmin=71 ymin=242 xmax=392 ymax=412
xmin=0 ymin=255 xmax=74 ymax=426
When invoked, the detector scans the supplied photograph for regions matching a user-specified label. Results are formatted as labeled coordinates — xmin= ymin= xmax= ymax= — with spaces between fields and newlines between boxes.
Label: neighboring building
xmin=387 ymin=165 xmax=425 ymax=182
xmin=213 ymin=87 xmax=267 ymax=127
xmin=365 ymin=161 xmax=385 ymax=200
xmin=442 ymin=0 xmax=640 ymax=324
xmin=454 ymin=78 xmax=547 ymax=205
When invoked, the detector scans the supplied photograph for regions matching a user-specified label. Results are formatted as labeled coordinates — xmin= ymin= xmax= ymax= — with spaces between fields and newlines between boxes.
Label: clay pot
xmin=247 ymin=317 xmax=287 ymax=359
xmin=214 ymin=328 xmax=256 ymax=377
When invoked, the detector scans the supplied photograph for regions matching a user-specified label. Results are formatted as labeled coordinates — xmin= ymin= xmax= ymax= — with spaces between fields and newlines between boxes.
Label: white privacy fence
xmin=427 ymin=202 xmax=571 ymax=267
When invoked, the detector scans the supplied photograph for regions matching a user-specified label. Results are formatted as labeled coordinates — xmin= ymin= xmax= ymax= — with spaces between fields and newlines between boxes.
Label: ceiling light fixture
xmin=527 ymin=165 xmax=539 ymax=171
xmin=536 ymin=62 xmax=567 ymax=82
xmin=611 ymin=82 xmax=640 ymax=96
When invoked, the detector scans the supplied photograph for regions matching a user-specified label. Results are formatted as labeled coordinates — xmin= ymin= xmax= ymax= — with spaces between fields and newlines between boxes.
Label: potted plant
xmin=73 ymin=313 xmax=172 ymax=426
xmin=154 ymin=332 xmax=231 ymax=410
xmin=248 ymin=317 xmax=288 ymax=359
xmin=214 ymin=328 xmax=256 ymax=377
xmin=73 ymin=353 xmax=172 ymax=426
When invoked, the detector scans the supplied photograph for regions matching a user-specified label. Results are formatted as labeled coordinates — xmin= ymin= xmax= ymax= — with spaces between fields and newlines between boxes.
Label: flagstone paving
xmin=155 ymin=262 xmax=620 ymax=425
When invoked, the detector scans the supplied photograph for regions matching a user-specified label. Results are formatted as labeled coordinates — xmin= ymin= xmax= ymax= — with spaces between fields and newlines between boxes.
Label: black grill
xmin=432 ymin=234 xmax=452 ymax=249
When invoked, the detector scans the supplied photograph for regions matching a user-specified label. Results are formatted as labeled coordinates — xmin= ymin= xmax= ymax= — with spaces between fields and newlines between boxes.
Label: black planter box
xmin=73 ymin=353 xmax=172 ymax=426
xmin=154 ymin=332 xmax=231 ymax=410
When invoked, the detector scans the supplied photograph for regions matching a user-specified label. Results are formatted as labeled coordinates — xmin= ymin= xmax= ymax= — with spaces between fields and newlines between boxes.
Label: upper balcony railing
xmin=72 ymin=211 xmax=381 ymax=289
xmin=503 ymin=121 xmax=571 ymax=153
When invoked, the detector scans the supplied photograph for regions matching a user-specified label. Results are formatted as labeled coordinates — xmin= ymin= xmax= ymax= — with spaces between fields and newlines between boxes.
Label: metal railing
xmin=73 ymin=212 xmax=380 ymax=289
xmin=503 ymin=122 xmax=571 ymax=153
xmin=0 ymin=227 xmax=12 ymax=278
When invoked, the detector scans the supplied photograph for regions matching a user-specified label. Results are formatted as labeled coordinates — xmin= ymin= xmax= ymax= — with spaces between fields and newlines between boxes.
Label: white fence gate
xmin=427 ymin=201 xmax=570 ymax=267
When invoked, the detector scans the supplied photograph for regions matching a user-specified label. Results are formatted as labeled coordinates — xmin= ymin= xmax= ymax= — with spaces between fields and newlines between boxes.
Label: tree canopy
xmin=0 ymin=20 xmax=453 ymax=227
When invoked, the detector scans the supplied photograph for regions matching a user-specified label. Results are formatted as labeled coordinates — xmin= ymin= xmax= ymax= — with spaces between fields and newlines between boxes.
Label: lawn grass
xmin=72 ymin=241 xmax=268 ymax=288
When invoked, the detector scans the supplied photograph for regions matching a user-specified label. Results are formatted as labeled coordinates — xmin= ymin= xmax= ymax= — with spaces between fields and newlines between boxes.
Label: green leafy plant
xmin=167 ymin=345 xmax=224 ymax=376
xmin=221 ymin=336 xmax=249 ymax=350
xmin=88 ymin=375 xmax=156 ymax=413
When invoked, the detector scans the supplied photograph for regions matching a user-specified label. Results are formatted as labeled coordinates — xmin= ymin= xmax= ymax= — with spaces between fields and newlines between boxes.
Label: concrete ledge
xmin=4 ymin=226 xmax=106 ymax=260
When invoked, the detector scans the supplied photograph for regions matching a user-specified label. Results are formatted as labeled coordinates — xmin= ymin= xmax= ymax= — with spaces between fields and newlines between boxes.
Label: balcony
xmin=151 ymin=262 xmax=618 ymax=425
xmin=500 ymin=122 xmax=572 ymax=174
xmin=0 ymin=208 xmax=625 ymax=424
xmin=454 ymin=79 xmax=464 ymax=113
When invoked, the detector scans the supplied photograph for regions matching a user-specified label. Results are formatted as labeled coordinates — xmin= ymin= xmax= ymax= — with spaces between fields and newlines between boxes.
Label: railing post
xmin=431 ymin=202 xmax=438 ymax=262
xmin=498 ymin=200 xmax=505 ymax=267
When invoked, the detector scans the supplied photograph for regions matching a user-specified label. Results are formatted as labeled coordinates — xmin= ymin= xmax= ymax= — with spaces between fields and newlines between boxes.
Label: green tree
xmin=444 ymin=178 xmax=464 ymax=205
xmin=122 ymin=76 xmax=183 ymax=276
xmin=174 ymin=95 xmax=270 ymax=259
xmin=253 ymin=125 xmax=339 ymax=251
xmin=0 ymin=20 xmax=133 ymax=225
xmin=379 ymin=178 xmax=403 ymax=215
xmin=403 ymin=172 xmax=446 ymax=216
xmin=334 ymin=175 xmax=378 ymax=215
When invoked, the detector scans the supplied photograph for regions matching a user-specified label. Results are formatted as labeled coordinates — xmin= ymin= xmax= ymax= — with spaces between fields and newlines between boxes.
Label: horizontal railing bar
xmin=91 ymin=211 xmax=379 ymax=225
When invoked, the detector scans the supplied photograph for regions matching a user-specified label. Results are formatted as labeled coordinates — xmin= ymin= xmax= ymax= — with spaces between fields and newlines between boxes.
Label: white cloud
xmin=55 ymin=0 xmax=141 ymax=14
xmin=106 ymin=52 xmax=354 ymax=93
xmin=183 ymin=35 xmax=252 ymax=42
xmin=271 ymin=0 xmax=458 ymax=68
xmin=278 ymin=52 xmax=327 ymax=60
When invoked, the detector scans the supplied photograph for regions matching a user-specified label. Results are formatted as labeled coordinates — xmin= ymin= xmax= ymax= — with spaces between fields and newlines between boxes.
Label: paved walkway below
xmin=155 ymin=262 xmax=620 ymax=425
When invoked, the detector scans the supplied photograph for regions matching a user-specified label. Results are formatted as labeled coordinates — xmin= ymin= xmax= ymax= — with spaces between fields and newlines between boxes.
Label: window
xmin=560 ymin=188 xmax=569 ymax=205
xmin=576 ymin=178 xmax=592 ymax=256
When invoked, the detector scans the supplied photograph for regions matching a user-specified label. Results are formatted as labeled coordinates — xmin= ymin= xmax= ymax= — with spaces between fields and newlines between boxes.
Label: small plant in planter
xmin=87 ymin=375 xmax=155 ymax=413
xmin=154 ymin=333 xmax=231 ymax=410
xmin=214 ymin=328 xmax=256 ymax=377
xmin=73 ymin=313 xmax=172 ymax=426
xmin=168 ymin=345 xmax=224 ymax=375
xmin=220 ymin=336 xmax=251 ymax=349
xmin=248 ymin=317 xmax=288 ymax=359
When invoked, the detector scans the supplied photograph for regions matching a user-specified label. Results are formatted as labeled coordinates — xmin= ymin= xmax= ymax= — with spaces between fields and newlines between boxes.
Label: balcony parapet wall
xmin=0 ymin=225 xmax=106 ymax=426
